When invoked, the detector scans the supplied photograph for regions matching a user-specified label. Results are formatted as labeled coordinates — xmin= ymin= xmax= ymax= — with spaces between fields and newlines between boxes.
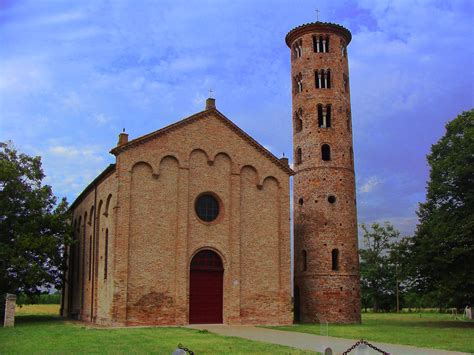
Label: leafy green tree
xmin=359 ymin=222 xmax=400 ymax=311
xmin=411 ymin=109 xmax=474 ymax=308
xmin=0 ymin=142 xmax=72 ymax=317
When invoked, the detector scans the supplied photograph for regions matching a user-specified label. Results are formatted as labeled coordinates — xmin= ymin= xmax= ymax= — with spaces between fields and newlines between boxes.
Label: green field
xmin=1 ymin=305 xmax=313 ymax=354
xmin=268 ymin=312 xmax=474 ymax=353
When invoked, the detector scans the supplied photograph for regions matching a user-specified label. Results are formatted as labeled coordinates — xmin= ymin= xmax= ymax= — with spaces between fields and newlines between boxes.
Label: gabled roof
xmin=109 ymin=107 xmax=294 ymax=175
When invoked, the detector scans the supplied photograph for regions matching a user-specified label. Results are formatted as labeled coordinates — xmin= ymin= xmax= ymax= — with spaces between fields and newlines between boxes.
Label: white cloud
xmin=94 ymin=113 xmax=111 ymax=125
xmin=359 ymin=176 xmax=381 ymax=193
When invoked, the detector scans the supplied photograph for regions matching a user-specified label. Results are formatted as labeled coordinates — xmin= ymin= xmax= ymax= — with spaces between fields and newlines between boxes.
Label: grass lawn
xmin=1 ymin=305 xmax=314 ymax=354
xmin=267 ymin=312 xmax=474 ymax=353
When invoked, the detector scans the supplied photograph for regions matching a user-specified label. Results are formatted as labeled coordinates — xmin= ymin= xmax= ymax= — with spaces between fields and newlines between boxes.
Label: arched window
xmin=321 ymin=144 xmax=331 ymax=161
xmin=326 ymin=105 xmax=332 ymax=127
xmin=332 ymin=249 xmax=339 ymax=271
xmin=318 ymin=104 xmax=332 ymax=128
xmin=315 ymin=70 xmax=321 ymax=89
xmin=317 ymin=104 xmax=324 ymax=127
xmin=88 ymin=234 xmax=92 ymax=280
xmin=302 ymin=250 xmax=307 ymax=271
xmin=325 ymin=36 xmax=330 ymax=52
xmin=298 ymin=198 xmax=304 ymax=206
xmin=316 ymin=70 xmax=331 ymax=89
xmin=104 ymin=229 xmax=108 ymax=279
xmin=104 ymin=194 xmax=112 ymax=217
xmin=313 ymin=35 xmax=319 ymax=52
xmin=294 ymin=110 xmax=303 ymax=133
xmin=294 ymin=73 xmax=303 ymax=93
xmin=295 ymin=147 xmax=302 ymax=165
xmin=88 ymin=206 xmax=94 ymax=225
xmin=343 ymin=74 xmax=348 ymax=92
xmin=293 ymin=39 xmax=303 ymax=58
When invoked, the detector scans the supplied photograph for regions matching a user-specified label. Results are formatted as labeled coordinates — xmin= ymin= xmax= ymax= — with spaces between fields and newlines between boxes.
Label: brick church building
xmin=62 ymin=20 xmax=361 ymax=326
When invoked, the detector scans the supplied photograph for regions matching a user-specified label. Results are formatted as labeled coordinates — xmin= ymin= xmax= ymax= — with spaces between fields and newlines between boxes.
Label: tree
xmin=359 ymin=222 xmax=401 ymax=311
xmin=0 ymin=142 xmax=71 ymax=317
xmin=411 ymin=109 xmax=474 ymax=308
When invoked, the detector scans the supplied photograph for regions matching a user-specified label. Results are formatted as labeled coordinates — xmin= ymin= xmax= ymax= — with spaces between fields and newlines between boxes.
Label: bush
xmin=17 ymin=293 xmax=61 ymax=305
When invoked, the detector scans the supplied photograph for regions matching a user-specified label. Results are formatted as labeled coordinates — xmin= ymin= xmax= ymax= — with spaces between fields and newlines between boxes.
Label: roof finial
xmin=316 ymin=9 xmax=320 ymax=21
xmin=122 ymin=128 xmax=125 ymax=133
xmin=208 ymin=88 xmax=214 ymax=99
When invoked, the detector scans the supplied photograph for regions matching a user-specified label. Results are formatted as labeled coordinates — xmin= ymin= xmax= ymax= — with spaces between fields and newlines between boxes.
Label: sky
xmin=1 ymin=0 xmax=473 ymax=238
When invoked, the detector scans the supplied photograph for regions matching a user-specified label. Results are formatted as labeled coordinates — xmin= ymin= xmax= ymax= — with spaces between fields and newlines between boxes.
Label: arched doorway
xmin=189 ymin=250 xmax=224 ymax=324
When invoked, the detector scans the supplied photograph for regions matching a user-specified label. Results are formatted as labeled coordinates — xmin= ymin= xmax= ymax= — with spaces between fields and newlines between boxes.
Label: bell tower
xmin=286 ymin=21 xmax=361 ymax=323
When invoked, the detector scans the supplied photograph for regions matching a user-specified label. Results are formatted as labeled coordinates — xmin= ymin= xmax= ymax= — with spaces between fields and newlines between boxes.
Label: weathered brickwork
xmin=286 ymin=22 xmax=361 ymax=323
xmin=62 ymin=100 xmax=293 ymax=326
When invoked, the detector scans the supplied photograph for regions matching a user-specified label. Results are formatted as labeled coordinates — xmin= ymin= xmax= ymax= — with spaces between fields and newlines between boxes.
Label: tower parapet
xmin=286 ymin=21 xmax=361 ymax=323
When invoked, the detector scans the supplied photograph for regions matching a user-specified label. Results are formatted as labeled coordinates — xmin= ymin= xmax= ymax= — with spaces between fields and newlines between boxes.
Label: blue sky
xmin=1 ymin=0 xmax=473 ymax=237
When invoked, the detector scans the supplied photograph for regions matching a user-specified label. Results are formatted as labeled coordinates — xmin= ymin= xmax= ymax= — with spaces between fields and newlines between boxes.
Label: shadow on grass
xmin=15 ymin=314 xmax=63 ymax=324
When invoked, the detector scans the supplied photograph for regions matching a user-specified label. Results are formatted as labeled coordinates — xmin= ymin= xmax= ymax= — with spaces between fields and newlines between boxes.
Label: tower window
xmin=298 ymin=198 xmax=304 ymax=206
xmin=321 ymin=144 xmax=331 ymax=161
xmin=313 ymin=35 xmax=329 ymax=53
xmin=341 ymin=39 xmax=347 ymax=57
xmin=343 ymin=74 xmax=349 ymax=92
xmin=294 ymin=109 xmax=303 ymax=133
xmin=328 ymin=195 xmax=336 ymax=204
xmin=315 ymin=69 xmax=331 ymax=89
xmin=332 ymin=249 xmax=339 ymax=271
xmin=293 ymin=39 xmax=303 ymax=58
xmin=350 ymin=147 xmax=353 ymax=164
xmin=296 ymin=147 xmax=302 ymax=165
xmin=302 ymin=250 xmax=307 ymax=271
xmin=294 ymin=72 xmax=303 ymax=94
xmin=317 ymin=104 xmax=332 ymax=128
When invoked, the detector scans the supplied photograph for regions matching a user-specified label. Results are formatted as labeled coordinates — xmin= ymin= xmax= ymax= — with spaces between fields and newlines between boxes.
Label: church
xmin=62 ymin=20 xmax=361 ymax=326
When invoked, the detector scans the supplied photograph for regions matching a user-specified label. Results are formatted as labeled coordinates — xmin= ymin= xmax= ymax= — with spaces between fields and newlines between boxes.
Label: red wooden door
xmin=189 ymin=250 xmax=223 ymax=324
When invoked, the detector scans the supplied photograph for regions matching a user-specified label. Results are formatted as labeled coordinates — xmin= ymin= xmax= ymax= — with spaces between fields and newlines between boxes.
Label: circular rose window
xmin=195 ymin=194 xmax=220 ymax=222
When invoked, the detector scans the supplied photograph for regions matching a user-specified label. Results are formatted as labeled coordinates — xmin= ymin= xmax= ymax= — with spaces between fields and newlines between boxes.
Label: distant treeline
xmin=17 ymin=293 xmax=61 ymax=305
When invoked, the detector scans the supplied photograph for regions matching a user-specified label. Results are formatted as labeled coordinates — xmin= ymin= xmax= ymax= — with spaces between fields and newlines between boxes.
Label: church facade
xmin=62 ymin=20 xmax=361 ymax=326
xmin=62 ymin=98 xmax=293 ymax=326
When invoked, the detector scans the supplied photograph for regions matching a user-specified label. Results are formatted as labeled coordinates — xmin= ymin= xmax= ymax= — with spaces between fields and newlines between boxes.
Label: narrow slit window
xmin=326 ymin=105 xmax=332 ymax=128
xmin=295 ymin=110 xmax=303 ymax=132
xmin=88 ymin=235 xmax=92 ymax=280
xmin=302 ymin=250 xmax=307 ymax=271
xmin=104 ymin=229 xmax=108 ymax=279
xmin=317 ymin=104 xmax=324 ymax=127
xmin=332 ymin=249 xmax=339 ymax=271
xmin=296 ymin=147 xmax=302 ymax=165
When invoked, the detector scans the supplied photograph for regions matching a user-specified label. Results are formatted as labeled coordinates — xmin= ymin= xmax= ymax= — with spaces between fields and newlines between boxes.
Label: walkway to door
xmin=189 ymin=250 xmax=223 ymax=324
xmin=187 ymin=324 xmax=469 ymax=355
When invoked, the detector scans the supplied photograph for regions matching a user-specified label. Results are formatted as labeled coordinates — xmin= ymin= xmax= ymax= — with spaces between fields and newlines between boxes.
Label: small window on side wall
xmin=302 ymin=250 xmax=307 ymax=271
xmin=332 ymin=249 xmax=339 ymax=271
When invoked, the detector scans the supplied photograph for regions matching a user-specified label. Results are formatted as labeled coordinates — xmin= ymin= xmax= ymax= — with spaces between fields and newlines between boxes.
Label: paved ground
xmin=187 ymin=324 xmax=469 ymax=355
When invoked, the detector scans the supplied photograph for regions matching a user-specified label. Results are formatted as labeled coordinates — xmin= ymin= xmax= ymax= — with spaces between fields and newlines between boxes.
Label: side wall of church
xmin=66 ymin=170 xmax=117 ymax=325
xmin=111 ymin=112 xmax=292 ymax=326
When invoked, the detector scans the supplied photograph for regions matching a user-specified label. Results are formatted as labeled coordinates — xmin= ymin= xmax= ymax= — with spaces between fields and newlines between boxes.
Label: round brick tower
xmin=286 ymin=22 xmax=361 ymax=323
